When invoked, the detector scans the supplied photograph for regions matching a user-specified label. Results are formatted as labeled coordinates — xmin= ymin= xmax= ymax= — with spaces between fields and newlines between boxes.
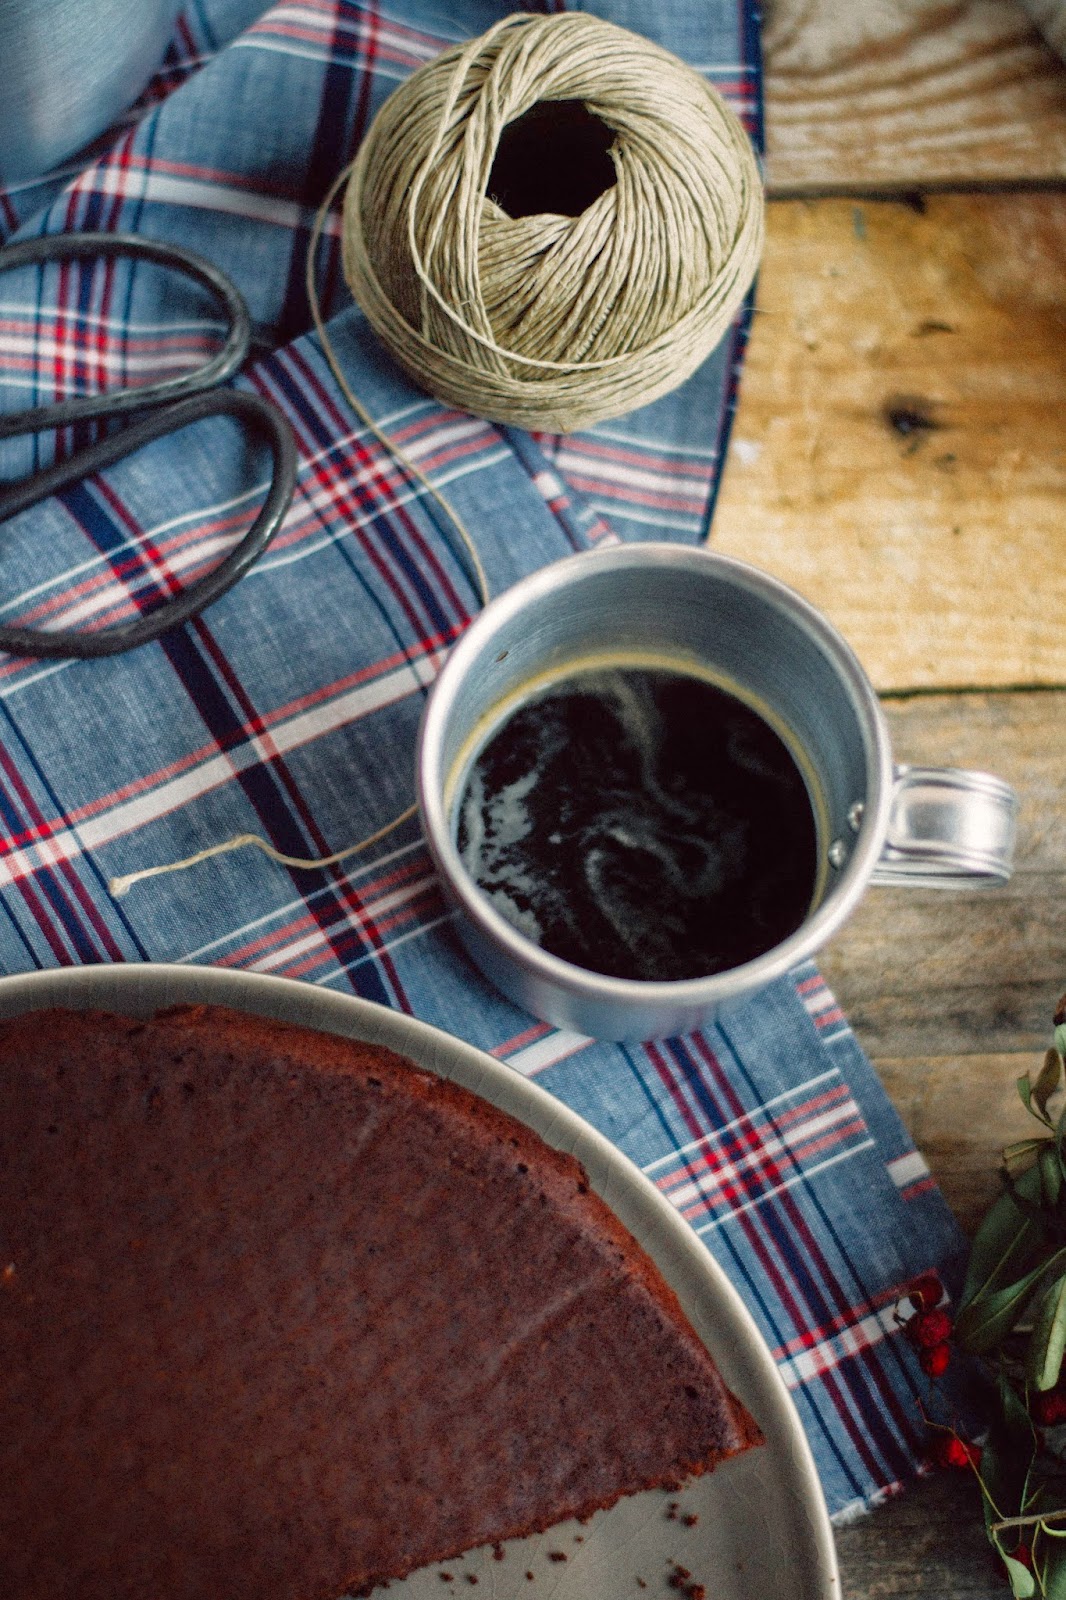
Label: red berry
xmin=909 ymin=1308 xmax=953 ymax=1349
xmin=1013 ymin=1543 xmax=1033 ymax=1571
xmin=1032 ymin=1388 xmax=1066 ymax=1426
xmin=919 ymin=1342 xmax=951 ymax=1378
xmin=930 ymin=1433 xmax=979 ymax=1471
xmin=907 ymin=1272 xmax=943 ymax=1312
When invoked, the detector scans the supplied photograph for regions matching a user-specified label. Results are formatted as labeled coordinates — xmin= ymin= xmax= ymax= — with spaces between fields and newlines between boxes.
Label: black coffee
xmin=454 ymin=664 xmax=819 ymax=983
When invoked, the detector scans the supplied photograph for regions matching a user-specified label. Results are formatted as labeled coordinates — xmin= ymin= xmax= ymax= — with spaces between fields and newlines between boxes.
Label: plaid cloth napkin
xmin=0 ymin=0 xmax=969 ymax=1523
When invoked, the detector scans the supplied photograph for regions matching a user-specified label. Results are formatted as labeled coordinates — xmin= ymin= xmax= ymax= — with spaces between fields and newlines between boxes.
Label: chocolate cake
xmin=0 ymin=1003 xmax=760 ymax=1599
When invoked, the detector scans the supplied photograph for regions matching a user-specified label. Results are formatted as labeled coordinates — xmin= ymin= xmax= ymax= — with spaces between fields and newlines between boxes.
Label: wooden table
xmin=711 ymin=2 xmax=1066 ymax=1592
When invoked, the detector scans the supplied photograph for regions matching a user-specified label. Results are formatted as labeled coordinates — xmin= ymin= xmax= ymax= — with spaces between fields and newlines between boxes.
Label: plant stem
xmin=989 ymin=1508 xmax=1066 ymax=1535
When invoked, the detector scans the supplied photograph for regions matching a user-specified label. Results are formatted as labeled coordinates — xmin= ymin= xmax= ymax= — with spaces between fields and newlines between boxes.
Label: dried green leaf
xmin=1043 ymin=1144 xmax=1064 ymax=1210
xmin=1044 ymin=1538 xmax=1066 ymax=1600
xmin=957 ymin=1253 xmax=1066 ymax=1355
xmin=998 ymin=1550 xmax=1036 ymax=1599
xmin=1029 ymin=1273 xmax=1066 ymax=1391
xmin=962 ymin=1164 xmax=1050 ymax=1311
xmin=1002 ymin=1371 xmax=1039 ymax=1445
xmin=1036 ymin=1049 xmax=1065 ymax=1122
xmin=1005 ymin=1139 xmax=1053 ymax=1181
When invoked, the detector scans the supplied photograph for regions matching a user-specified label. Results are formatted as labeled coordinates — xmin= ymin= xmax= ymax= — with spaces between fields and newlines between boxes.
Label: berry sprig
xmin=908 ymin=993 xmax=1066 ymax=1599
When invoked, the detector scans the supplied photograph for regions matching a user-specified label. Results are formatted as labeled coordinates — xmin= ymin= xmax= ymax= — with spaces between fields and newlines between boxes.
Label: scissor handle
xmin=0 ymin=232 xmax=252 ymax=439
xmin=0 ymin=387 xmax=297 ymax=658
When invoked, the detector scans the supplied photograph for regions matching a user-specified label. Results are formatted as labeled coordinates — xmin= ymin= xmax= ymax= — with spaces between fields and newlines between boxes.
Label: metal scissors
xmin=0 ymin=231 xmax=297 ymax=658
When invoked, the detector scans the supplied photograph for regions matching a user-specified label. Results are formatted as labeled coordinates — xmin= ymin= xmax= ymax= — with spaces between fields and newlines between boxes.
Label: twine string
xmin=109 ymin=12 xmax=763 ymax=896
xmin=108 ymin=177 xmax=487 ymax=900
xmin=341 ymin=10 xmax=764 ymax=431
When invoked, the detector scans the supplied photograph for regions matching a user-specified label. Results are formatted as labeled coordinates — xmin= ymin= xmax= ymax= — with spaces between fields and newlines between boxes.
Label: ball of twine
xmin=341 ymin=11 xmax=765 ymax=435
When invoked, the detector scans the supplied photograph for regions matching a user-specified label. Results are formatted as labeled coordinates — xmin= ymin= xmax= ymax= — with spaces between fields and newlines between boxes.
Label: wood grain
xmin=819 ymin=689 xmax=1066 ymax=1059
xmin=711 ymin=192 xmax=1066 ymax=692
xmin=820 ymin=689 xmax=1063 ymax=1234
xmin=835 ymin=1468 xmax=1001 ymax=1599
xmin=824 ymin=688 xmax=1060 ymax=1595
xmin=763 ymin=0 xmax=1066 ymax=191
xmin=875 ymin=1052 xmax=1040 ymax=1228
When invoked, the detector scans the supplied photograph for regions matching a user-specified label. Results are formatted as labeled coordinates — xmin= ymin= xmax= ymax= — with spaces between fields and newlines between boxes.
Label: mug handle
xmin=868 ymin=765 xmax=1019 ymax=888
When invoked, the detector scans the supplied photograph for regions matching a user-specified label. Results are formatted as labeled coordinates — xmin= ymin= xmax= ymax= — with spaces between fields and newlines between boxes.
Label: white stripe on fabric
xmin=176 ymin=837 xmax=425 ymax=962
xmin=88 ymin=170 xmax=338 ymax=234
xmin=244 ymin=878 xmax=435 ymax=973
xmin=886 ymin=1151 xmax=931 ymax=1189
xmin=315 ymin=909 xmax=459 ymax=980
xmin=0 ymin=658 xmax=435 ymax=885
xmin=642 ymin=1067 xmax=841 ymax=1172
xmin=664 ymin=1100 xmax=865 ymax=1211
xmin=588 ymin=426 xmax=719 ymax=460
xmin=775 ymin=1305 xmax=900 ymax=1390
xmin=0 ymin=305 xmax=227 ymax=338
xmin=579 ymin=502 xmax=703 ymax=533
xmin=554 ymin=451 xmax=713 ymax=500
xmin=694 ymin=1140 xmax=877 ymax=1233
xmin=505 ymin=1028 xmax=592 ymax=1078
xmin=231 ymin=36 xmax=413 ymax=81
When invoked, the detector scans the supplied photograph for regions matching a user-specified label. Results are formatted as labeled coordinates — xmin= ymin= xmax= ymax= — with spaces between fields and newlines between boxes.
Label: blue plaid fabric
xmin=0 ymin=0 xmax=968 ymax=1521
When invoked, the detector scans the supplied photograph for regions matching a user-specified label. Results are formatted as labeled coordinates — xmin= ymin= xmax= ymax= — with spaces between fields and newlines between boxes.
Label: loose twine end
xmin=112 ymin=146 xmax=490 ymax=901
xmin=109 ymin=805 xmax=419 ymax=898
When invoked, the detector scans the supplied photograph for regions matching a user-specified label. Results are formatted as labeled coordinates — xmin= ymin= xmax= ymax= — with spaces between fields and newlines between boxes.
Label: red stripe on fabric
xmin=686 ymin=1031 xmax=919 ymax=1459
xmin=814 ymin=1007 xmax=846 ymax=1028
xmin=671 ymin=1116 xmax=869 ymax=1225
xmin=214 ymin=857 xmax=433 ymax=967
xmin=559 ymin=471 xmax=704 ymax=516
xmin=656 ymin=1085 xmax=855 ymax=1192
xmin=0 ymin=744 xmax=121 ymax=962
xmin=130 ymin=153 xmax=306 ymax=201
xmin=561 ymin=439 xmax=715 ymax=480
xmin=266 ymin=886 xmax=439 ymax=980
xmin=644 ymin=1040 xmax=894 ymax=1484
xmin=250 ymin=17 xmax=431 ymax=70
xmin=0 ymin=641 xmax=439 ymax=852
xmin=265 ymin=348 xmax=470 ymax=639
xmin=772 ymin=1279 xmax=916 ymax=1362
xmin=492 ymin=1020 xmax=554 ymax=1058
xmin=0 ymin=188 xmax=19 ymax=237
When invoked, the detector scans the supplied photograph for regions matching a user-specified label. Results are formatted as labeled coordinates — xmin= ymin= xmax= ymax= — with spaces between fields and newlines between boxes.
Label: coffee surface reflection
xmin=455 ymin=665 xmax=819 ymax=982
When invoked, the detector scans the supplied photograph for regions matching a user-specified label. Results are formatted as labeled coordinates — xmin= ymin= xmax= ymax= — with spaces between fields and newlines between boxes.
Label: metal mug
xmin=417 ymin=543 xmax=1018 ymax=1042
xmin=0 ymin=0 xmax=182 ymax=186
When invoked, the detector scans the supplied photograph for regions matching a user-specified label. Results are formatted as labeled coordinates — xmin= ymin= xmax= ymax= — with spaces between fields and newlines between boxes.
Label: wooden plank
xmin=762 ymin=0 xmax=1066 ymax=191
xmin=711 ymin=193 xmax=1066 ymax=693
xmin=818 ymin=689 xmax=1066 ymax=1057
xmin=875 ymin=1052 xmax=1038 ymax=1230
xmin=835 ymin=1469 xmax=1000 ymax=1599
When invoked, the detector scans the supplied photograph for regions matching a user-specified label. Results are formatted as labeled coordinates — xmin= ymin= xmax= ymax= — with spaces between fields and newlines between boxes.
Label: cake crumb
xmin=492 ymin=1545 xmax=505 ymax=1562
xmin=525 ymin=1572 xmax=535 ymax=1582
xmin=682 ymin=1513 xmax=698 ymax=1527
xmin=574 ymin=1534 xmax=584 ymax=1543
xmin=439 ymin=1574 xmax=453 ymax=1583
xmin=465 ymin=1578 xmax=478 ymax=1587
xmin=636 ymin=1580 xmax=647 ymax=1590
xmin=665 ymin=1501 xmax=679 ymax=1521
xmin=667 ymin=1561 xmax=705 ymax=1599
xmin=548 ymin=1551 xmax=567 ymax=1562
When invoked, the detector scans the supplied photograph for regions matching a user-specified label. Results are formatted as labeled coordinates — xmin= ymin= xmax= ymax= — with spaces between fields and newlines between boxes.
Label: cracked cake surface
xmin=0 ymin=1002 xmax=760 ymax=1599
